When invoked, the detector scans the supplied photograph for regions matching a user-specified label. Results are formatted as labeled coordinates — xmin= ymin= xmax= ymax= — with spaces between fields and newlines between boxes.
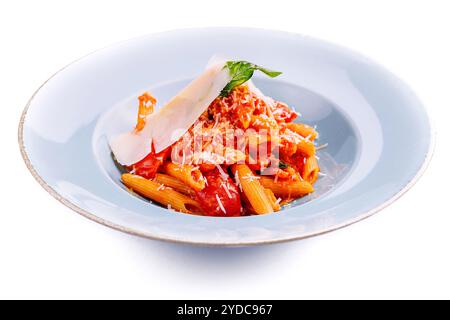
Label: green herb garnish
xmin=278 ymin=160 xmax=289 ymax=169
xmin=220 ymin=61 xmax=282 ymax=97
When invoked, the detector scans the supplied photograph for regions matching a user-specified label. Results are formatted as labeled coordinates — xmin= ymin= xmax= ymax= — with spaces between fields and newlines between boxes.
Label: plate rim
xmin=18 ymin=27 xmax=436 ymax=246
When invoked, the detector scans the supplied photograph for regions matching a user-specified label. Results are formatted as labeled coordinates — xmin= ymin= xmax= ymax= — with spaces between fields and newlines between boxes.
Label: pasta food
xmin=111 ymin=58 xmax=324 ymax=216
xmin=121 ymin=174 xmax=203 ymax=214
xmin=231 ymin=164 xmax=274 ymax=214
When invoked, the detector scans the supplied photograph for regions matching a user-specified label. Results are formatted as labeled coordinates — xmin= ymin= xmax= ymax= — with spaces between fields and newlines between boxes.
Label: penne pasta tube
xmin=264 ymin=188 xmax=281 ymax=212
xmin=259 ymin=176 xmax=314 ymax=198
xmin=135 ymin=92 xmax=156 ymax=132
xmin=231 ymin=164 xmax=273 ymax=214
xmin=164 ymin=162 xmax=206 ymax=191
xmin=287 ymin=123 xmax=318 ymax=140
xmin=154 ymin=173 xmax=195 ymax=196
xmin=297 ymin=138 xmax=316 ymax=157
xmin=121 ymin=173 xmax=203 ymax=214
xmin=302 ymin=156 xmax=320 ymax=184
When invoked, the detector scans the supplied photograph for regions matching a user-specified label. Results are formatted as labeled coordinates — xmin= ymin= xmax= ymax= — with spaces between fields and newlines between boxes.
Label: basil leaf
xmin=254 ymin=66 xmax=283 ymax=78
xmin=220 ymin=60 xmax=282 ymax=96
xmin=278 ymin=160 xmax=289 ymax=169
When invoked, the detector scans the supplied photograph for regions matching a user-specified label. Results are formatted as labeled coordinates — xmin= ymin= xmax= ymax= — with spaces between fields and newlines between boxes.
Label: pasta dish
xmin=110 ymin=58 xmax=322 ymax=216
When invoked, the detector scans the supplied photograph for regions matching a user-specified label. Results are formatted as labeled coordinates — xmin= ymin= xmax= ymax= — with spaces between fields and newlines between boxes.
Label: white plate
xmin=19 ymin=28 xmax=434 ymax=246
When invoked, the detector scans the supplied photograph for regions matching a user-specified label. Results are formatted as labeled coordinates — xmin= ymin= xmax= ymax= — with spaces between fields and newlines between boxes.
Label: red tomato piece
xmin=130 ymin=148 xmax=170 ymax=179
xmin=195 ymin=168 xmax=242 ymax=217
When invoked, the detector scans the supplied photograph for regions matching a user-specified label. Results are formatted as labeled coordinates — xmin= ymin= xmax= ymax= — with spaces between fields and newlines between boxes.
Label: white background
xmin=1 ymin=0 xmax=449 ymax=299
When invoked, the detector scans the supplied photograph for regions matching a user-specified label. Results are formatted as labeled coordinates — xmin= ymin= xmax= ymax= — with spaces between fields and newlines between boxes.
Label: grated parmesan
xmin=316 ymin=143 xmax=328 ymax=151
xmin=243 ymin=174 xmax=260 ymax=182
xmin=221 ymin=182 xmax=233 ymax=199
xmin=235 ymin=171 xmax=243 ymax=192
xmin=216 ymin=194 xmax=227 ymax=214
xmin=216 ymin=165 xmax=228 ymax=180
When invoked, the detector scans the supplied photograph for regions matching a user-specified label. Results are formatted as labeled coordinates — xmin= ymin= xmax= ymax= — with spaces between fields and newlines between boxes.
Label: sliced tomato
xmin=195 ymin=168 xmax=242 ymax=217
xmin=130 ymin=148 xmax=170 ymax=179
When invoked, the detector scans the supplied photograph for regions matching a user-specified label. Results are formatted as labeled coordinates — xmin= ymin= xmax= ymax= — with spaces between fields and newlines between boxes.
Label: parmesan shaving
xmin=216 ymin=194 xmax=226 ymax=214
xmin=235 ymin=171 xmax=243 ymax=192
xmin=243 ymin=174 xmax=260 ymax=182
xmin=316 ymin=143 xmax=328 ymax=151
xmin=221 ymin=183 xmax=233 ymax=199
xmin=216 ymin=165 xmax=228 ymax=180
xmin=110 ymin=58 xmax=231 ymax=165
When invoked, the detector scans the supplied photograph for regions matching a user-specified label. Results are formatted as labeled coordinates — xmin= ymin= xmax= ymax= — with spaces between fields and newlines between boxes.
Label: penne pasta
xmin=121 ymin=173 xmax=203 ymax=214
xmin=287 ymin=123 xmax=318 ymax=140
xmin=264 ymin=188 xmax=281 ymax=212
xmin=297 ymin=138 xmax=316 ymax=157
xmin=231 ymin=164 xmax=273 ymax=214
xmin=135 ymin=92 xmax=156 ymax=132
xmin=302 ymin=156 xmax=320 ymax=184
xmin=154 ymin=173 xmax=195 ymax=196
xmin=259 ymin=176 xmax=314 ymax=198
xmin=164 ymin=162 xmax=206 ymax=191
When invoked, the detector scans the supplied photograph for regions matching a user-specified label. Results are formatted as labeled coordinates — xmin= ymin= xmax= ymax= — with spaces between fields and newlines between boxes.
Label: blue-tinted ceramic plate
xmin=19 ymin=28 xmax=434 ymax=246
